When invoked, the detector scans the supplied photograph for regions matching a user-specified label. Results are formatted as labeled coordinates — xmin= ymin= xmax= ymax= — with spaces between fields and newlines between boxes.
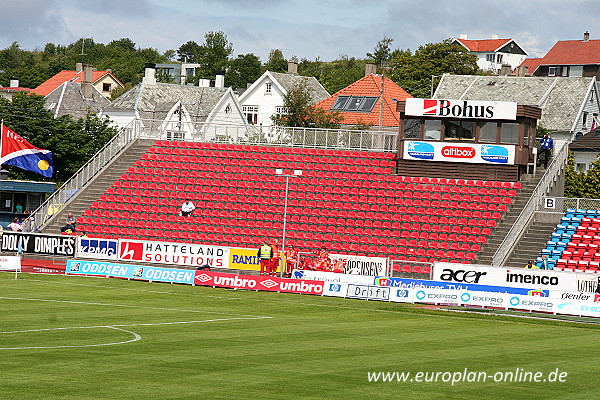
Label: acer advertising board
xmin=403 ymin=141 xmax=516 ymax=165
xmin=432 ymin=263 xmax=580 ymax=292
xmin=405 ymin=98 xmax=517 ymax=120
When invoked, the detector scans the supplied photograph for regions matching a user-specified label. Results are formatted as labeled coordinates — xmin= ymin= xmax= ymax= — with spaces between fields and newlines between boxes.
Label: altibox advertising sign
xmin=403 ymin=141 xmax=516 ymax=165
xmin=404 ymin=98 xmax=518 ymax=120
xmin=118 ymin=239 xmax=229 ymax=268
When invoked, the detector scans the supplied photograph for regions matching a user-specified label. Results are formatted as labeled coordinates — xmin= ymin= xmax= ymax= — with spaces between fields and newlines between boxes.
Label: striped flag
xmin=0 ymin=124 xmax=53 ymax=178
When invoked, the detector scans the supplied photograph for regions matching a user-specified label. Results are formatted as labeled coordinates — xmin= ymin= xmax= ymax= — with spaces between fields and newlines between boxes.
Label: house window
xmin=330 ymin=96 xmax=378 ymax=112
xmin=423 ymin=119 xmax=441 ymax=140
xmin=583 ymin=112 xmax=588 ymax=128
xmin=479 ymin=121 xmax=498 ymax=143
xmin=445 ymin=120 xmax=475 ymax=140
xmin=225 ymin=104 xmax=231 ymax=114
xmin=523 ymin=122 xmax=530 ymax=146
xmin=500 ymin=123 xmax=519 ymax=144
xmin=243 ymin=105 xmax=259 ymax=124
xmin=576 ymin=163 xmax=587 ymax=173
xmin=496 ymin=54 xmax=503 ymax=63
xmin=275 ymin=106 xmax=289 ymax=114
xmin=562 ymin=66 xmax=569 ymax=77
xmin=486 ymin=54 xmax=495 ymax=62
xmin=403 ymin=118 xmax=421 ymax=139
xmin=548 ymin=67 xmax=558 ymax=77
xmin=265 ymin=83 xmax=272 ymax=94
xmin=102 ymin=83 xmax=111 ymax=92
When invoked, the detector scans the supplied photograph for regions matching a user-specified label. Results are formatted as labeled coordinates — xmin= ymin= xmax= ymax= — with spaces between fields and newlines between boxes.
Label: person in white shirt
xmin=7 ymin=218 xmax=22 ymax=232
xmin=180 ymin=200 xmax=195 ymax=217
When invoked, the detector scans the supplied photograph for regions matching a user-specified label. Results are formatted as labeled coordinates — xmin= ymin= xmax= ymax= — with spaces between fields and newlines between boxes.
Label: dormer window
xmin=330 ymin=95 xmax=378 ymax=112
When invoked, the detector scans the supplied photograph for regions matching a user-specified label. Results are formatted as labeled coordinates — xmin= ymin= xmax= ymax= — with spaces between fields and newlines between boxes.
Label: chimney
xmin=499 ymin=64 xmax=512 ymax=76
xmin=75 ymin=63 xmax=83 ymax=73
xmin=198 ymin=78 xmax=210 ymax=88
xmin=584 ymin=31 xmax=590 ymax=42
xmin=491 ymin=34 xmax=499 ymax=40
xmin=82 ymin=64 xmax=93 ymax=100
xmin=365 ymin=62 xmax=377 ymax=76
xmin=287 ymin=59 xmax=298 ymax=75
xmin=9 ymin=77 xmax=19 ymax=88
xmin=516 ymin=65 xmax=528 ymax=77
xmin=143 ymin=63 xmax=157 ymax=86
xmin=459 ymin=34 xmax=468 ymax=40
xmin=215 ymin=71 xmax=225 ymax=88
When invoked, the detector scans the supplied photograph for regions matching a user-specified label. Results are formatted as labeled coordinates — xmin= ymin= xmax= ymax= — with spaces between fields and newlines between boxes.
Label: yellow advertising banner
xmin=229 ymin=247 xmax=282 ymax=272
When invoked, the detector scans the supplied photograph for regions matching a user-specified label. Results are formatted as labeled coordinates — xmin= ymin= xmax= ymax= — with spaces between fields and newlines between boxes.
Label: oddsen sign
xmin=405 ymin=98 xmax=517 ymax=120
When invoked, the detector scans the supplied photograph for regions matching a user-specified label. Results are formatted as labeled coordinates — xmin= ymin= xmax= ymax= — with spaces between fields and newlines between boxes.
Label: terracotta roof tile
xmin=456 ymin=38 xmax=513 ymax=52
xmin=313 ymin=74 xmax=412 ymax=127
xmin=539 ymin=39 xmax=600 ymax=65
xmin=33 ymin=70 xmax=123 ymax=96
xmin=519 ymin=58 xmax=544 ymax=73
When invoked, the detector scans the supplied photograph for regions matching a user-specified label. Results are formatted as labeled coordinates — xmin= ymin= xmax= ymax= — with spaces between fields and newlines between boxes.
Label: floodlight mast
xmin=275 ymin=169 xmax=302 ymax=277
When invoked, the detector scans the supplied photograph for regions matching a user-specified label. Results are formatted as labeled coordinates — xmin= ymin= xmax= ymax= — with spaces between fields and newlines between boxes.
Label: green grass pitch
xmin=1 ymin=272 xmax=599 ymax=400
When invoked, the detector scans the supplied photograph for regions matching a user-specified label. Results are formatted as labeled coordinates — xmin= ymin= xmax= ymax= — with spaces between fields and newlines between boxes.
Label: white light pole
xmin=275 ymin=168 xmax=302 ymax=277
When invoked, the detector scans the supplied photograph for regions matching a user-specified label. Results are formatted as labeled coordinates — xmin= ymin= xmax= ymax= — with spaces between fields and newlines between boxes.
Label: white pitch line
xmin=0 ymin=326 xmax=141 ymax=350
xmin=0 ymin=295 xmax=268 ymax=318
xmin=0 ymin=316 xmax=273 ymax=350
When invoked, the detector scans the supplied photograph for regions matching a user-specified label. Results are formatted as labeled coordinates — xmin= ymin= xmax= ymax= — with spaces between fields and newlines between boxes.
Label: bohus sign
xmin=405 ymin=98 xmax=518 ymax=120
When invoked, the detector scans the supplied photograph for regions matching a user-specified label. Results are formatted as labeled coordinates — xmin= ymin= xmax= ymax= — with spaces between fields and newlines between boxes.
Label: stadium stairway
xmin=475 ymin=168 xmax=558 ymax=268
xmin=42 ymin=139 xmax=156 ymax=234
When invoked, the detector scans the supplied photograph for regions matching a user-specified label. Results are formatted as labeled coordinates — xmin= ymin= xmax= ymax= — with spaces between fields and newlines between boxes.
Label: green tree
xmin=581 ymin=158 xmax=600 ymax=199
xmin=226 ymin=53 xmax=262 ymax=90
xmin=389 ymin=39 xmax=479 ymax=97
xmin=192 ymin=31 xmax=234 ymax=82
xmin=177 ymin=41 xmax=201 ymax=63
xmin=367 ymin=36 xmax=394 ymax=67
xmin=272 ymin=81 xmax=343 ymax=129
xmin=564 ymin=151 xmax=585 ymax=198
xmin=264 ymin=49 xmax=288 ymax=73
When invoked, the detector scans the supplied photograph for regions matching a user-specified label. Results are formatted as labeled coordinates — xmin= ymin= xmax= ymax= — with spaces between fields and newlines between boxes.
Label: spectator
xmin=314 ymin=246 xmax=331 ymax=271
xmin=539 ymin=255 xmax=549 ymax=270
xmin=7 ymin=218 xmax=22 ymax=232
xmin=285 ymin=245 xmax=299 ymax=277
xmin=15 ymin=203 xmax=23 ymax=213
xmin=61 ymin=213 xmax=76 ymax=233
xmin=21 ymin=217 xmax=33 ymax=232
xmin=180 ymin=199 xmax=195 ymax=217
xmin=524 ymin=260 xmax=537 ymax=269
xmin=538 ymin=133 xmax=554 ymax=168
xmin=257 ymin=240 xmax=273 ymax=276
xmin=269 ymin=239 xmax=280 ymax=277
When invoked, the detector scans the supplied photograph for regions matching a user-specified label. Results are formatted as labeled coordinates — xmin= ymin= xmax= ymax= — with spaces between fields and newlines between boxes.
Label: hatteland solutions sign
xmin=405 ymin=98 xmax=518 ymax=120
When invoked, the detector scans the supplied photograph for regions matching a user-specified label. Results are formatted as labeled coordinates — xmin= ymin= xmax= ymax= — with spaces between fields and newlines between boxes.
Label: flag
xmin=0 ymin=124 xmax=53 ymax=177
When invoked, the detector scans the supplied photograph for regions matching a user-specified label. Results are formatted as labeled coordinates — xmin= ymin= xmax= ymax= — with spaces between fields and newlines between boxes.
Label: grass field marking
xmin=8 ymin=277 xmax=245 ymax=300
xmin=0 ymin=295 xmax=271 ymax=318
xmin=0 ymin=326 xmax=142 ymax=350
xmin=0 ymin=316 xmax=272 ymax=350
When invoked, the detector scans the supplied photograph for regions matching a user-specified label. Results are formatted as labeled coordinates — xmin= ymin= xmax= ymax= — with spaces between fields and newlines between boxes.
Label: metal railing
xmin=491 ymin=139 xmax=570 ymax=267
xmin=29 ymin=119 xmax=398 ymax=230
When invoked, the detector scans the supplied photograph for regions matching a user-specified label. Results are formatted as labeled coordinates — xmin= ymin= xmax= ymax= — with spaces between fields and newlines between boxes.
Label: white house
xmin=452 ymin=35 xmax=528 ymax=74
xmin=101 ymin=66 xmax=247 ymax=141
xmin=237 ymin=61 xmax=330 ymax=127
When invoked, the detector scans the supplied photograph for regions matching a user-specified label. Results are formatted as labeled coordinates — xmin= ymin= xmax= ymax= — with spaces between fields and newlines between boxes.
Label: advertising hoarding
xmin=1 ymin=232 xmax=75 ymax=256
xmin=404 ymin=98 xmax=518 ymax=120
xmin=118 ymin=239 xmax=229 ymax=268
xmin=403 ymin=141 xmax=516 ymax=165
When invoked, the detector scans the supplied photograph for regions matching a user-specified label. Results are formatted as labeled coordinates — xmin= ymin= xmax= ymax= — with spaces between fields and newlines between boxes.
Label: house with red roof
xmin=452 ymin=35 xmax=528 ymax=74
xmin=32 ymin=63 xmax=124 ymax=99
xmin=525 ymin=32 xmax=600 ymax=78
xmin=0 ymin=78 xmax=32 ymax=101
xmin=312 ymin=72 xmax=412 ymax=130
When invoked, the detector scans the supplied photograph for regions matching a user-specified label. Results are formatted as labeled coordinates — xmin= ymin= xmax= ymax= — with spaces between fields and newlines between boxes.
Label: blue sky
xmin=0 ymin=0 xmax=597 ymax=62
